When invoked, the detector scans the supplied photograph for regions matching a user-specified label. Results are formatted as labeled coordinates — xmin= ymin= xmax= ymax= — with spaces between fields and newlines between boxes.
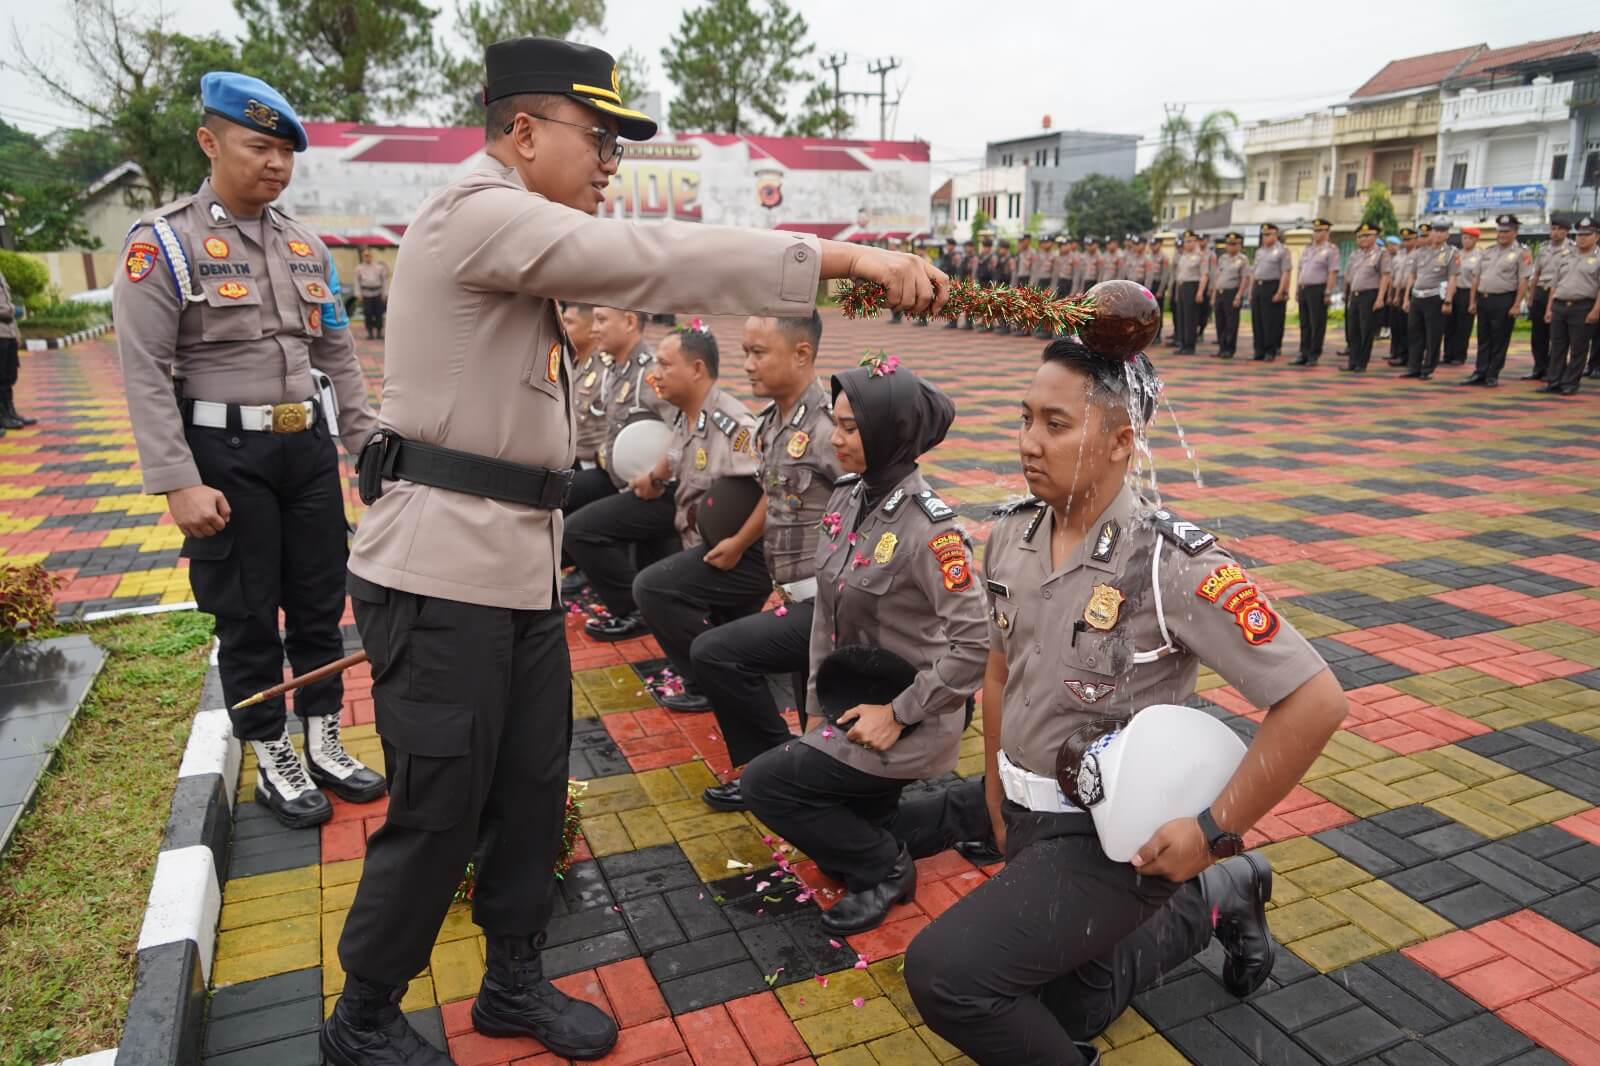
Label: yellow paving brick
xmin=778 ymin=969 xmax=881 ymax=1020
xmin=670 ymin=811 xmax=754 ymax=842
xmin=1321 ymin=888 xmax=1425 ymax=949
xmin=1101 ymin=1010 xmax=1155 ymax=1048
xmin=619 ymin=806 xmax=676 ymax=849
xmin=635 ymin=766 xmax=691 ymax=806
xmin=1513 ymin=788 xmax=1589 ymax=824
xmin=913 ymin=1025 xmax=967 ymax=1063
xmin=1351 ymin=881 xmax=1454 ymax=941
xmin=796 ymin=998 xmax=909 ymax=1057
xmin=213 ymin=938 xmax=322 ymax=987
xmin=579 ymin=813 xmax=632 ymax=856
xmin=1304 ymin=777 xmax=1389 ymax=819
xmin=220 ymin=887 xmax=318 ymax=931
xmin=1267 ymin=875 xmax=1307 ymax=908
xmin=866 ymin=1027 xmax=942 ymax=1065
xmin=1413 ymin=745 xmax=1511 ymax=786
xmin=817 ymin=1048 xmax=878 ymax=1066
xmin=1289 ymin=923 xmax=1387 ymax=972
xmin=870 ymin=957 xmax=919 ymax=1026
xmin=1389 ymin=771 xmax=1465 ymax=804
xmin=672 ymin=760 xmax=721 ymax=794
xmin=401 ymin=974 xmax=436 ymax=1012
xmin=1364 ymin=757 xmax=1427 ymax=786
xmin=216 ymin=914 xmax=319 ymax=959
xmin=1287 ymin=857 xmax=1371 ymax=897
xmin=580 ymin=780 xmax=650 ymax=816
xmin=438 ymin=904 xmax=480 ymax=943
xmin=322 ymin=881 xmax=359 ymax=913
xmin=224 ymin=864 xmax=321 ymax=902
xmin=1102 ymin=1034 xmax=1192 ymax=1066
xmin=1259 ymin=837 xmax=1335 ymax=874
xmin=1268 ymin=899 xmax=1346 ymax=943
xmin=429 ymin=936 xmax=485 ymax=1004
xmin=1328 ymin=770 xmax=1414 ymax=811
xmin=1426 ymin=795 xmax=1520 ymax=839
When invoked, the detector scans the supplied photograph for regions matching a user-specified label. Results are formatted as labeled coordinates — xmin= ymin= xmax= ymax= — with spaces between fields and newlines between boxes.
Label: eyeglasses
xmin=503 ymin=114 xmax=624 ymax=163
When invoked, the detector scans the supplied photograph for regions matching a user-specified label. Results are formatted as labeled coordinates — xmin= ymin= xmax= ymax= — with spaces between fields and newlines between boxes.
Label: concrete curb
xmin=116 ymin=652 xmax=237 ymax=1066
xmin=23 ymin=321 xmax=113 ymax=351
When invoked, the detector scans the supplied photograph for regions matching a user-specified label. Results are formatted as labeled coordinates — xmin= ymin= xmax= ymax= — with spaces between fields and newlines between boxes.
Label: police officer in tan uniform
xmin=1528 ymin=218 xmax=1573 ymax=381
xmin=1387 ymin=228 xmax=1418 ymax=365
xmin=1211 ymin=232 xmax=1248 ymax=359
xmin=1539 ymin=215 xmax=1600 ymax=396
xmin=563 ymin=303 xmax=606 ymax=465
xmin=1249 ymin=223 xmax=1290 ymax=359
xmin=354 ymin=249 xmax=390 ymax=339
xmin=1446 ymin=225 xmax=1482 ymax=364
xmin=0 ymin=267 xmax=23 ymax=434
xmin=1463 ymin=214 xmax=1531 ymax=387
xmin=1172 ymin=231 xmax=1208 ymax=354
xmin=1402 ymin=219 xmax=1459 ymax=380
xmin=328 ymin=37 xmax=948 ymax=1065
xmin=741 ymin=360 xmax=988 ymax=936
xmin=1342 ymin=223 xmax=1390 ymax=373
xmin=1292 ymin=218 xmax=1340 ymax=365
xmin=905 ymin=337 xmax=1347 ymax=1066
xmin=691 ymin=314 xmax=846 ymax=802
xmin=113 ymin=72 xmax=385 ymax=831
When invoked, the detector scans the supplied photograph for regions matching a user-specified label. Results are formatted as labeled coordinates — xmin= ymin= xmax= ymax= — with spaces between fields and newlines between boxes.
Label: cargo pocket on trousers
xmin=181 ymin=528 xmax=246 ymax=620
xmin=376 ymin=695 xmax=474 ymax=831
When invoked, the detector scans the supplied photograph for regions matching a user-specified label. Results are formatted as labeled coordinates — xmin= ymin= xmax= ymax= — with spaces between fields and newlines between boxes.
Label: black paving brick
xmin=1423 ymin=1013 xmax=1535 ymax=1066
xmin=541 ymin=929 xmax=638 ymax=978
xmin=1472 ymin=841 xmax=1580 ymax=894
xmin=1427 ymin=882 xmax=1522 ymax=928
xmin=1316 ymin=827 xmax=1403 ymax=877
xmin=1255 ymin=975 xmax=1359 ymax=1031
xmin=201 ymin=1031 xmax=321 ymax=1066
xmin=664 ymin=885 xmax=733 ymax=940
xmin=736 ymin=923 xmax=812 ymax=987
xmin=597 ymin=843 xmax=687 ymax=879
xmin=1133 ymin=971 xmax=1242 ymax=1030
xmin=1327 ymin=961 xmax=1446 ymax=1035
xmin=1164 ymin=1017 xmax=1260 ymax=1066
xmin=780 ymin=911 xmax=859 ymax=974
xmin=1370 ymin=805 xmax=1451 ymax=838
xmin=544 ymin=902 xmax=627 ymax=948
xmin=1378 ymin=1042 xmax=1452 ymax=1066
xmin=1532 ymin=884 xmax=1600 ymax=934
xmin=1411 ymin=823 xmax=1488 ymax=859
xmin=405 ymin=1007 xmax=448 ymax=1053
xmin=1447 ymin=850 xmax=1561 ymax=904
xmin=1298 ymin=1005 xmax=1404 ymax=1066
xmin=619 ymin=894 xmax=686 ymax=953
xmin=657 ymin=959 xmax=769 ymax=1015
xmin=608 ymin=861 xmax=702 ymax=903
xmin=1364 ymin=954 xmax=1485 ymax=1026
xmin=1546 ymin=842 xmax=1600 ymax=882
xmin=557 ymin=860 xmax=613 ymax=913
xmin=1499 ymin=1050 xmax=1570 ymax=1066
xmin=208 ymin=969 xmax=321 ymax=1019
xmin=203 ymin=997 xmax=321 ymax=1056
xmin=646 ymin=931 xmax=751 ymax=983
xmin=1211 ymin=1004 xmax=1322 ymax=1066
xmin=1341 ymin=820 xmax=1435 ymax=868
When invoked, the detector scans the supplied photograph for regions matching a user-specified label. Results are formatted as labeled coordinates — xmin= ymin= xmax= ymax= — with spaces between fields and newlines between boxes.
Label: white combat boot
xmin=250 ymin=729 xmax=332 ymax=829
xmin=304 ymin=714 xmax=388 ymax=804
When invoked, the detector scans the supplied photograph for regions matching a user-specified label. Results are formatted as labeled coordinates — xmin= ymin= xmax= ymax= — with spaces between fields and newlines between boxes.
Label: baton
xmin=231 ymin=651 xmax=369 ymax=710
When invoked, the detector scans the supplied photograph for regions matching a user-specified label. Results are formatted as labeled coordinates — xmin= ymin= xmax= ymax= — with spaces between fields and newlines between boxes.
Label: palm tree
xmin=1146 ymin=112 xmax=1189 ymax=222
xmin=1143 ymin=109 xmax=1242 ymax=228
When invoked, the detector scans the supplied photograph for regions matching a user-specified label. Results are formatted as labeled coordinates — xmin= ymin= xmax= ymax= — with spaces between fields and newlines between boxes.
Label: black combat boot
xmin=473 ymin=933 xmax=619 ymax=1059
xmin=321 ymin=974 xmax=452 ymax=1066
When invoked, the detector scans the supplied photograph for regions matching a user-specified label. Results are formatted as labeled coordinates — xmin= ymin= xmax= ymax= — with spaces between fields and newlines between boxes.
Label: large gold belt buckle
xmin=271 ymin=403 xmax=308 ymax=433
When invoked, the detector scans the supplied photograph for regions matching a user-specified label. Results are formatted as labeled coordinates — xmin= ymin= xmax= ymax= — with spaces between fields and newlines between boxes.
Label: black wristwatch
xmin=1197 ymin=807 xmax=1244 ymax=859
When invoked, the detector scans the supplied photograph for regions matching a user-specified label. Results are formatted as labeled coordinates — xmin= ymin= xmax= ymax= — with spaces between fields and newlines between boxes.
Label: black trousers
xmin=560 ymin=465 xmax=617 ymax=570
xmin=563 ymin=488 xmax=677 ymax=617
xmin=1151 ymin=290 xmax=1165 ymax=341
xmin=183 ymin=423 xmax=347 ymax=740
xmin=691 ymin=602 xmax=813 ymax=766
xmin=1347 ymin=289 xmax=1380 ymax=370
xmin=892 ymin=774 xmax=993 ymax=859
xmin=1445 ymin=287 xmax=1473 ymax=362
xmin=1588 ymin=318 xmax=1600 ymax=374
xmin=1530 ymin=288 xmax=1552 ymax=376
xmin=1213 ymin=288 xmax=1240 ymax=354
xmin=1407 ymin=295 xmax=1447 ymax=375
xmin=338 ymin=579 xmax=571 ymax=986
xmin=1548 ymin=298 xmax=1597 ymax=391
xmin=1250 ymin=281 xmax=1284 ymax=356
xmin=906 ymin=802 xmax=1210 ymax=1066
xmin=740 ymin=740 xmax=907 ymax=891
xmin=633 ymin=543 xmax=773 ymax=683
xmin=1474 ymin=292 xmax=1517 ymax=380
xmin=1388 ymin=299 xmax=1409 ymax=361
xmin=1174 ymin=281 xmax=1200 ymax=350
xmin=361 ymin=295 xmax=386 ymax=337
xmin=1298 ymin=284 xmax=1328 ymax=357
xmin=0 ymin=336 xmax=18 ymax=389
xmin=1196 ymin=286 xmax=1211 ymax=337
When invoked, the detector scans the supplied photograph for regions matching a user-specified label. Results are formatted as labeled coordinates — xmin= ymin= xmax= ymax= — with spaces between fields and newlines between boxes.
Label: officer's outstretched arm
xmin=980 ymin=648 xmax=1008 ymax=849
xmin=306 ymin=250 xmax=378 ymax=456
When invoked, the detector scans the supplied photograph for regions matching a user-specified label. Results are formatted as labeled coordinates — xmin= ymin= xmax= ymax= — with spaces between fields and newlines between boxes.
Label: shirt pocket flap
xmin=291 ymin=276 xmax=333 ymax=304
xmin=201 ymin=278 xmax=263 ymax=307
xmin=375 ymin=694 xmax=472 ymax=757
xmin=849 ymin=563 xmax=897 ymax=596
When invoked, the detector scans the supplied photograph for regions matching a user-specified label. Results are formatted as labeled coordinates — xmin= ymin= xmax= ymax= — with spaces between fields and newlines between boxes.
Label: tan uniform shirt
xmin=354 ymin=260 xmax=389 ymax=297
xmin=1075 ymin=252 xmax=1101 ymax=292
xmin=1346 ymin=246 xmax=1390 ymax=292
xmin=1549 ymin=247 xmax=1600 ymax=302
xmin=0 ymin=270 xmax=18 ymax=343
xmin=757 ymin=379 xmax=844 ymax=585
xmin=1390 ymin=249 xmax=1415 ymax=302
xmin=1533 ymin=240 xmax=1573 ymax=292
xmin=1409 ymin=245 xmax=1459 ymax=298
xmin=983 ymin=487 xmax=1326 ymax=779
xmin=1014 ymin=248 xmax=1037 ymax=280
xmin=800 ymin=472 xmax=989 ymax=779
xmin=597 ymin=340 xmax=675 ymax=487
xmin=1213 ymin=252 xmax=1249 ymax=292
xmin=667 ymin=385 xmax=760 ymax=548
xmin=1475 ymin=243 xmax=1532 ymax=295
xmin=572 ymin=351 xmax=609 ymax=463
xmin=1298 ymin=241 xmax=1340 ymax=286
xmin=347 ymin=161 xmax=820 ymax=610
xmin=1252 ymin=243 xmax=1292 ymax=284
xmin=1152 ymin=253 xmax=1172 ymax=295
xmin=1458 ymin=248 xmax=1484 ymax=289
xmin=1174 ymin=250 xmax=1209 ymax=285
xmin=112 ymin=179 xmax=377 ymax=494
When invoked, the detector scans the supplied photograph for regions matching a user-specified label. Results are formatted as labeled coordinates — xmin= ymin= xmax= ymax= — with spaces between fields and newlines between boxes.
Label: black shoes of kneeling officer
xmin=322 ymin=975 xmax=453 ymax=1066
xmin=1200 ymin=851 xmax=1276 ymax=998
xmin=660 ymin=684 xmax=711 ymax=712
xmin=821 ymin=843 xmax=916 ymax=936
xmin=585 ymin=612 xmax=646 ymax=641
xmin=702 ymin=779 xmax=747 ymax=811
xmin=472 ymin=933 xmax=620 ymax=1059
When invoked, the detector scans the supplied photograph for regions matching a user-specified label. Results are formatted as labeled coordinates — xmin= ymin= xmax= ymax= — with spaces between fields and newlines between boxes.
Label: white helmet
xmin=610 ymin=416 xmax=671 ymax=482
xmin=1061 ymin=704 xmax=1247 ymax=863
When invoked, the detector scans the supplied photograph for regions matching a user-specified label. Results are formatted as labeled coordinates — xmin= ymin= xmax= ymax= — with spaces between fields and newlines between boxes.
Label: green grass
xmin=0 ymin=611 xmax=215 ymax=1066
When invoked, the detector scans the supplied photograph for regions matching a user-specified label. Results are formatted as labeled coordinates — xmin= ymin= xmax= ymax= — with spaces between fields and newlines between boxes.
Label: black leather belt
xmin=357 ymin=430 xmax=573 ymax=509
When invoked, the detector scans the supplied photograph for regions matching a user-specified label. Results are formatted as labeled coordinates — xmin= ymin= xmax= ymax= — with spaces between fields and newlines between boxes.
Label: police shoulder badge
xmin=203 ymin=236 xmax=229 ymax=258
xmin=1084 ymin=584 xmax=1123 ymax=631
xmin=1196 ymin=563 xmax=1247 ymax=602
xmin=546 ymin=342 xmax=561 ymax=383
xmin=125 ymin=241 xmax=160 ymax=283
xmin=1234 ymin=597 xmax=1280 ymax=645
xmin=928 ymin=531 xmax=972 ymax=592
xmin=787 ymin=430 xmax=809 ymax=459
xmin=287 ymin=240 xmax=313 ymax=257
xmin=874 ymin=531 xmax=898 ymax=565
xmin=694 ymin=447 xmax=708 ymax=470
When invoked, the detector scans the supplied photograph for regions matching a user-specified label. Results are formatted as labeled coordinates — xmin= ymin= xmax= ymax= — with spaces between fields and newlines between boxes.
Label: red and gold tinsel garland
xmin=455 ymin=779 xmax=585 ymax=902
xmin=836 ymin=279 xmax=1096 ymax=335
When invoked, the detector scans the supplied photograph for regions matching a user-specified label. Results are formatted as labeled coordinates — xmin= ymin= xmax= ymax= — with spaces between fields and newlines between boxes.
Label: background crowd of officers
xmin=901 ymin=215 xmax=1600 ymax=395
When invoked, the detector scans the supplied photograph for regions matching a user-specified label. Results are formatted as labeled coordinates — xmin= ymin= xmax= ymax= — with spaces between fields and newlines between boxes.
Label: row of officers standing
xmin=917 ymin=218 xmax=1600 ymax=393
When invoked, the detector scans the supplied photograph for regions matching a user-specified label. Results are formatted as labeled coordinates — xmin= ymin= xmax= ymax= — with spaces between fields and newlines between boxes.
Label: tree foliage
xmin=232 ymin=0 xmax=442 ymax=122
xmin=661 ymin=0 xmax=843 ymax=136
xmin=0 ymin=121 xmax=104 ymax=250
xmin=1064 ymin=173 xmax=1155 ymax=241
xmin=438 ymin=0 xmax=606 ymax=123
xmin=1143 ymin=108 xmax=1242 ymax=224
xmin=1360 ymin=180 xmax=1400 ymax=237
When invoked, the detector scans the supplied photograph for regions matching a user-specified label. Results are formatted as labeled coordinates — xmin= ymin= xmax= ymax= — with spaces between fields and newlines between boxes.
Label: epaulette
xmin=915 ymin=490 xmax=956 ymax=523
xmin=992 ymin=496 xmax=1042 ymax=517
xmin=834 ymin=473 xmax=862 ymax=490
xmin=694 ymin=410 xmax=706 ymax=432
xmin=1150 ymin=508 xmax=1217 ymax=556
xmin=710 ymin=410 xmax=739 ymax=438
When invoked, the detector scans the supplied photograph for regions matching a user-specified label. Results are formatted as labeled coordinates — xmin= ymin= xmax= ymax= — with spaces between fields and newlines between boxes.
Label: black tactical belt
xmin=357 ymin=430 xmax=572 ymax=509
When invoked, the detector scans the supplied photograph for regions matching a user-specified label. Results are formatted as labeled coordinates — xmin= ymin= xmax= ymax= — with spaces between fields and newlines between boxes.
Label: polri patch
xmin=125 ymin=241 xmax=159 ymax=282
xmin=1196 ymin=563 xmax=1248 ymax=602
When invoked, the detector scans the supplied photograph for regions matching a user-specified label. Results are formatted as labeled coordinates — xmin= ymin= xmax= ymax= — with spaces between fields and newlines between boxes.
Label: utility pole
xmin=821 ymin=52 xmax=849 ymax=138
xmin=866 ymin=57 xmax=901 ymax=140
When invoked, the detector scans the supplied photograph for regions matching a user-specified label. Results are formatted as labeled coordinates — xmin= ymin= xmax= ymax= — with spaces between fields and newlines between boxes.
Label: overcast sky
xmin=3 ymin=0 xmax=1597 ymax=187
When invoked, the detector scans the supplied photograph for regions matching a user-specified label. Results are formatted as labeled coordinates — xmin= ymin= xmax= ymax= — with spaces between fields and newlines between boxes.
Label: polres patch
xmin=125 ymin=241 xmax=160 ymax=282
xmin=929 ymin=531 xmax=972 ymax=592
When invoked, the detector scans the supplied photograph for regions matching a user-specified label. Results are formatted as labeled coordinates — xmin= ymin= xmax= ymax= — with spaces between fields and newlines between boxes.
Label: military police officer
xmin=1342 ymin=223 xmax=1390 ymax=373
xmin=1211 ymin=232 xmax=1248 ymax=359
xmin=1292 ymin=218 xmax=1340 ymax=366
xmin=1249 ymin=223 xmax=1291 ymax=360
xmin=1528 ymin=217 xmax=1573 ymax=381
xmin=1402 ymin=220 xmax=1459 ymax=381
xmin=1539 ymin=215 xmax=1600 ymax=396
xmin=1462 ymin=215 xmax=1531 ymax=387
xmin=903 ymin=337 xmax=1347 ymax=1066
xmin=114 ymin=72 xmax=386 ymax=830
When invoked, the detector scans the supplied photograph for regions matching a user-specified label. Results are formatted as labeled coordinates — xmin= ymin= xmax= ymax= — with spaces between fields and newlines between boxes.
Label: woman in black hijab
xmin=740 ymin=359 xmax=989 ymax=936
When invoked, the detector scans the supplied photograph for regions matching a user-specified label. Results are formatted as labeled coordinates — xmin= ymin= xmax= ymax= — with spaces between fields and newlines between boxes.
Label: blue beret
xmin=200 ymin=72 xmax=307 ymax=152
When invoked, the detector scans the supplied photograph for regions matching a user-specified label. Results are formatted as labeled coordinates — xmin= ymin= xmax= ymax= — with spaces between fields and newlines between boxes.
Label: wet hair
xmin=1040 ymin=336 xmax=1157 ymax=426
xmin=773 ymin=310 xmax=823 ymax=355
xmin=486 ymin=92 xmax=561 ymax=140
xmin=677 ymin=328 xmax=720 ymax=378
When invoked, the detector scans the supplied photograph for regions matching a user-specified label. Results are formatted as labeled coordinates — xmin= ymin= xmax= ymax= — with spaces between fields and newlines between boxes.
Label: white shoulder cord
xmin=151 ymin=218 xmax=204 ymax=304
xmin=1131 ymin=536 xmax=1177 ymax=664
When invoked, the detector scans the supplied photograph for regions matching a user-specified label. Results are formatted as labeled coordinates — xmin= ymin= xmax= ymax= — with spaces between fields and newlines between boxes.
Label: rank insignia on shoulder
xmin=789 ymin=403 xmax=809 ymax=427
xmin=1151 ymin=510 xmax=1216 ymax=555
xmin=992 ymin=496 xmax=1042 ymax=517
xmin=616 ymin=381 xmax=631 ymax=403
xmin=882 ymin=488 xmax=906 ymax=514
xmin=711 ymin=410 xmax=738 ymax=437
xmin=986 ymin=579 xmax=1010 ymax=599
xmin=1023 ymin=506 xmax=1047 ymax=543
xmin=1091 ymin=519 xmax=1119 ymax=562
xmin=582 ymin=370 xmax=597 ymax=388
xmin=916 ymin=491 xmax=955 ymax=522
xmin=695 ymin=411 xmax=707 ymax=432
